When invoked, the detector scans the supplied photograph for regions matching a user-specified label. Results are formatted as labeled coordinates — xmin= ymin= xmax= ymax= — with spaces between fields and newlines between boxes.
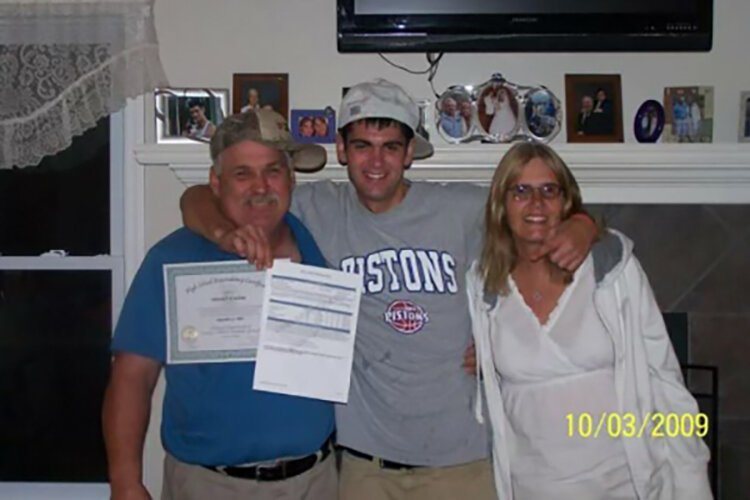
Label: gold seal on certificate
xmin=181 ymin=326 xmax=199 ymax=342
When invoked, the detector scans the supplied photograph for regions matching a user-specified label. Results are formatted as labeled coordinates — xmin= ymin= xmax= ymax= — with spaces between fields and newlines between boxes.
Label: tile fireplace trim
xmin=134 ymin=143 xmax=750 ymax=204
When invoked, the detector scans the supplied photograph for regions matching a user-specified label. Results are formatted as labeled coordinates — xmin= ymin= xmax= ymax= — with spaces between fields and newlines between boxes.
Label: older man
xmin=438 ymin=96 xmax=464 ymax=139
xmin=102 ymin=110 xmax=335 ymax=500
xmin=576 ymin=95 xmax=610 ymax=136
xmin=240 ymin=88 xmax=261 ymax=113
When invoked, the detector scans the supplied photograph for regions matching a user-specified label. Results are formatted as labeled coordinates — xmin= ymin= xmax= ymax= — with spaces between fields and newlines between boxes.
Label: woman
xmin=593 ymin=88 xmax=612 ymax=116
xmin=298 ymin=116 xmax=314 ymax=137
xmin=313 ymin=116 xmax=329 ymax=137
xmin=467 ymin=142 xmax=711 ymax=500
xmin=690 ymin=99 xmax=702 ymax=142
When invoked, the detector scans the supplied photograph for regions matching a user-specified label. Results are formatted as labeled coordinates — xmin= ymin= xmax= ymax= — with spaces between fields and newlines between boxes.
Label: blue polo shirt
xmin=111 ymin=213 xmax=334 ymax=466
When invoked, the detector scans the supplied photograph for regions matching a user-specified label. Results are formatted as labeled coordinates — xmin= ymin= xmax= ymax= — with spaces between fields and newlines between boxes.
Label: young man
xmin=181 ymin=79 xmax=598 ymax=499
xmin=183 ymin=100 xmax=216 ymax=140
xmin=103 ymin=110 xmax=336 ymax=500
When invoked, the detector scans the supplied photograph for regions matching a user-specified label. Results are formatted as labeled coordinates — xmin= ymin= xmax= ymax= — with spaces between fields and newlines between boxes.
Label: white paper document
xmin=164 ymin=260 xmax=265 ymax=364
xmin=253 ymin=261 xmax=362 ymax=403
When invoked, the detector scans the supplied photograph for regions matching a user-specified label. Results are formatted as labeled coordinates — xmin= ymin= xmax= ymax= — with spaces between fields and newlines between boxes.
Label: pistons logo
xmin=384 ymin=300 xmax=429 ymax=335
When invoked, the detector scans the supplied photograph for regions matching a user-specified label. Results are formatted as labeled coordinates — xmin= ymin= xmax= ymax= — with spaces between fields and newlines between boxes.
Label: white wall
xmin=153 ymin=0 xmax=750 ymax=145
xmin=145 ymin=0 xmax=750 ymax=240
xmin=138 ymin=0 xmax=750 ymax=494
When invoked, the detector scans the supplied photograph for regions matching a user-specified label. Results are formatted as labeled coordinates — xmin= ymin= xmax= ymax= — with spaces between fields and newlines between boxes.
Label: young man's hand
xmin=462 ymin=342 xmax=477 ymax=377
xmin=541 ymin=214 xmax=598 ymax=271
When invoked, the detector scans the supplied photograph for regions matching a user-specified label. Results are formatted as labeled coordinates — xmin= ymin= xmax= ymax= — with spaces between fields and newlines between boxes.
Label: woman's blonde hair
xmin=479 ymin=141 xmax=584 ymax=295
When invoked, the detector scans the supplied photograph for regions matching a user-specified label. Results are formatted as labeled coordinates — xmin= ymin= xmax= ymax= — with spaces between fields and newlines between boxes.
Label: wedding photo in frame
xmin=154 ymin=88 xmax=228 ymax=144
xmin=232 ymin=73 xmax=289 ymax=118
xmin=476 ymin=80 xmax=520 ymax=142
xmin=565 ymin=74 xmax=623 ymax=143
xmin=739 ymin=91 xmax=750 ymax=142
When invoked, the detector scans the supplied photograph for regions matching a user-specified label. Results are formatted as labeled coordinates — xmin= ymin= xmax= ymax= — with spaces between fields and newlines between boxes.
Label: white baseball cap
xmin=338 ymin=79 xmax=434 ymax=160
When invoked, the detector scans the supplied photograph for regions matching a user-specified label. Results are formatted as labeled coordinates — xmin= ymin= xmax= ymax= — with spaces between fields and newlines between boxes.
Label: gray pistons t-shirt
xmin=291 ymin=180 xmax=490 ymax=466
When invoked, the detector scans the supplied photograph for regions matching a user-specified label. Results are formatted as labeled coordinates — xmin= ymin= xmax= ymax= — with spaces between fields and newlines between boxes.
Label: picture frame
xmin=154 ymin=88 xmax=228 ymax=144
xmin=435 ymin=86 xmax=474 ymax=144
xmin=564 ymin=74 xmax=623 ymax=143
xmin=524 ymin=87 xmax=562 ymax=143
xmin=739 ymin=91 xmax=750 ymax=143
xmin=476 ymin=80 xmax=521 ymax=143
xmin=232 ymin=73 xmax=289 ymax=118
xmin=633 ymin=100 xmax=666 ymax=143
xmin=662 ymin=86 xmax=714 ymax=143
xmin=290 ymin=108 xmax=336 ymax=144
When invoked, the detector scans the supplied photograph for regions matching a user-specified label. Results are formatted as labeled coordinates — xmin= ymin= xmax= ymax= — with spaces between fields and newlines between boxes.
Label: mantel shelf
xmin=134 ymin=143 xmax=750 ymax=204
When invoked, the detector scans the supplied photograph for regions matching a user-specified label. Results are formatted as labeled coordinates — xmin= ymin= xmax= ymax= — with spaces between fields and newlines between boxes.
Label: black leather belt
xmin=342 ymin=447 xmax=422 ymax=470
xmin=204 ymin=438 xmax=332 ymax=481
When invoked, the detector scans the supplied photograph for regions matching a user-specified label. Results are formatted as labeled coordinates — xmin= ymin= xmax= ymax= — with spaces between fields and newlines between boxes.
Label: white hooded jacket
xmin=467 ymin=230 xmax=712 ymax=500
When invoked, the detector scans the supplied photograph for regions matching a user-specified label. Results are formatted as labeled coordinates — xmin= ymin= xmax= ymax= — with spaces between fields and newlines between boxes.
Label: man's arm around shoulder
xmin=180 ymin=184 xmax=234 ymax=245
xmin=102 ymin=352 xmax=161 ymax=500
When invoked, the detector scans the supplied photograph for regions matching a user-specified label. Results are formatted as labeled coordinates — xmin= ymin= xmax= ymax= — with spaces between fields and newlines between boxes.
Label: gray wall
xmin=590 ymin=204 xmax=750 ymax=498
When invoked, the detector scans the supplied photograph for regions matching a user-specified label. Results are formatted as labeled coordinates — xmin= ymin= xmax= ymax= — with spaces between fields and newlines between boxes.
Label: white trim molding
xmin=123 ymin=96 xmax=148 ymax=282
xmin=134 ymin=143 xmax=750 ymax=204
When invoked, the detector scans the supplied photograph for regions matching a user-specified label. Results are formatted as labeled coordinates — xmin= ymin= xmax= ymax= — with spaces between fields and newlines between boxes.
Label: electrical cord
xmin=377 ymin=52 xmax=445 ymax=98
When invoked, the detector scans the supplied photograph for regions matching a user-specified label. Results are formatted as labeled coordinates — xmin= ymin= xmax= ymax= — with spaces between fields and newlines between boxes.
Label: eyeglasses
xmin=508 ymin=183 xmax=563 ymax=202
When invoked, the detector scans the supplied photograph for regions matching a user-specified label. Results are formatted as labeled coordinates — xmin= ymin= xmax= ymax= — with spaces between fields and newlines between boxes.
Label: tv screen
xmin=337 ymin=0 xmax=713 ymax=52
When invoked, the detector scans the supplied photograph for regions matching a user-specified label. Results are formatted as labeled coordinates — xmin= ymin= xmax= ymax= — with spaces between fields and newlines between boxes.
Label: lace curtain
xmin=0 ymin=0 xmax=168 ymax=169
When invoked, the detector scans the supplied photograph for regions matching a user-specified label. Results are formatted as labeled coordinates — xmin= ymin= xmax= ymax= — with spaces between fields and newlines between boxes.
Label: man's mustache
xmin=243 ymin=194 xmax=279 ymax=206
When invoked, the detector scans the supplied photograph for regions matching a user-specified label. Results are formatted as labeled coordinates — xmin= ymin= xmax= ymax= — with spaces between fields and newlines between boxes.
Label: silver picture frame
xmin=434 ymin=74 xmax=562 ymax=145
xmin=155 ymin=88 xmax=229 ymax=144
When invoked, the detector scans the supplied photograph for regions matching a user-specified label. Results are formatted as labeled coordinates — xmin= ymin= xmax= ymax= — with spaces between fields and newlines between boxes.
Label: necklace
xmin=530 ymin=290 xmax=544 ymax=303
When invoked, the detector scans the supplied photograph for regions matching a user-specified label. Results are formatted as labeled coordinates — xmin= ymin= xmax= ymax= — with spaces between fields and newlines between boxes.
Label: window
xmin=0 ymin=113 xmax=124 ymax=498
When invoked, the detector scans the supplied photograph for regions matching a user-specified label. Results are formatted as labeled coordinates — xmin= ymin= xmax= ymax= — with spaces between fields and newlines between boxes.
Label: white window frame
xmin=0 ymin=107 xmax=130 ymax=499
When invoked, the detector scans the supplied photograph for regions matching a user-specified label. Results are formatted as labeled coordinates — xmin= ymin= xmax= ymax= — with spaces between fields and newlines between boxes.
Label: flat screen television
xmin=337 ymin=0 xmax=713 ymax=53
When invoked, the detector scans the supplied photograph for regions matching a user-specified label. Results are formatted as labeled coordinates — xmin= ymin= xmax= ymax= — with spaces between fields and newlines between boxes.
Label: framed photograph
xmin=633 ymin=100 xmax=666 ymax=143
xmin=739 ymin=91 xmax=750 ymax=142
xmin=435 ymin=87 xmax=473 ymax=143
xmin=154 ymin=88 xmax=228 ymax=144
xmin=663 ymin=86 xmax=714 ymax=143
xmin=524 ymin=87 xmax=562 ymax=143
xmin=565 ymin=74 xmax=623 ymax=143
xmin=233 ymin=73 xmax=289 ymax=118
xmin=476 ymin=80 xmax=520 ymax=142
xmin=291 ymin=108 xmax=336 ymax=143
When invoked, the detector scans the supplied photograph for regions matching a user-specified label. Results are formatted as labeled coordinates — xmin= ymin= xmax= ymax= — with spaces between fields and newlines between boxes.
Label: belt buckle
xmin=257 ymin=461 xmax=286 ymax=481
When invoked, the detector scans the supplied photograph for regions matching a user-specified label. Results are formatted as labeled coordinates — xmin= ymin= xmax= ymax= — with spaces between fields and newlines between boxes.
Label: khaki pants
xmin=338 ymin=451 xmax=496 ymax=500
xmin=162 ymin=452 xmax=338 ymax=500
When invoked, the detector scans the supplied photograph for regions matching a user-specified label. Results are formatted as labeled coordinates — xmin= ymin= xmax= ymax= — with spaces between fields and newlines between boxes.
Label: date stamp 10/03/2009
xmin=566 ymin=412 xmax=709 ymax=439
